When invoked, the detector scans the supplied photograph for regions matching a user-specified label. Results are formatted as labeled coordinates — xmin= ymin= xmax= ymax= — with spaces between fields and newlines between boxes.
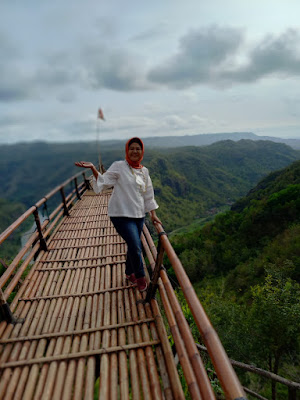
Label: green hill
xmin=0 ymin=139 xmax=299 ymax=260
xmin=170 ymin=159 xmax=300 ymax=283
xmin=169 ymin=160 xmax=300 ymax=396
xmin=146 ymin=140 xmax=299 ymax=230
xmin=1 ymin=140 xmax=298 ymax=214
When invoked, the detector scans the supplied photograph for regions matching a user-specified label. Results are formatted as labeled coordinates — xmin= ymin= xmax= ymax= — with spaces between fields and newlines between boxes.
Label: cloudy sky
xmin=1 ymin=0 xmax=300 ymax=144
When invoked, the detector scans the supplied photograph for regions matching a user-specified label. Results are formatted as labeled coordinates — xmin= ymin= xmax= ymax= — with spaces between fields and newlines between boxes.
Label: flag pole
xmin=97 ymin=108 xmax=105 ymax=173
xmin=96 ymin=119 xmax=102 ymax=171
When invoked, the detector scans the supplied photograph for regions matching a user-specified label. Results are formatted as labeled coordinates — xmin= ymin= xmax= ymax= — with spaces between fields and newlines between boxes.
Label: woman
xmin=75 ymin=137 xmax=161 ymax=292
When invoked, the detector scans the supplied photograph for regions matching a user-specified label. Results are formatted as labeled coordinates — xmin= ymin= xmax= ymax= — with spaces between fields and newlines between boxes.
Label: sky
xmin=1 ymin=0 xmax=300 ymax=144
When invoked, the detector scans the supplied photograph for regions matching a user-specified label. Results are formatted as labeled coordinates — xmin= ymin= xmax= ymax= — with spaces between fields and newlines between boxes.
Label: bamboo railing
xmin=141 ymin=224 xmax=246 ymax=400
xmin=0 ymin=170 xmax=89 ymax=302
xmin=0 ymin=172 xmax=248 ymax=399
xmin=197 ymin=344 xmax=300 ymax=400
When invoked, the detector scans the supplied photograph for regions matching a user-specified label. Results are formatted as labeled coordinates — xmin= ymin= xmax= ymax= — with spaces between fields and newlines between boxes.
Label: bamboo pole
xmin=152 ymin=223 xmax=246 ymax=400
xmin=72 ymin=259 xmax=92 ymax=400
xmin=123 ymin=286 xmax=140 ymax=400
xmin=29 ymin=256 xmax=78 ymax=399
xmin=83 ymin=258 xmax=101 ymax=400
xmin=135 ymin=290 xmax=164 ymax=399
xmin=1 ymin=257 xmax=63 ymax=399
xmin=110 ymin=263 xmax=119 ymax=400
xmin=18 ymin=284 xmax=134 ymax=301
xmin=0 ymin=170 xmax=86 ymax=246
xmin=144 ymin=301 xmax=176 ymax=400
xmin=0 ymin=206 xmax=36 ymax=246
xmin=98 ymin=263 xmax=111 ymax=399
xmin=141 ymin=230 xmax=215 ymax=399
xmin=117 ymin=260 xmax=130 ymax=400
xmin=35 ymin=252 xmax=127 ymax=263
xmin=0 ymin=319 xmax=154 ymax=344
xmin=198 ymin=344 xmax=300 ymax=393
xmin=158 ymin=279 xmax=202 ymax=399
xmin=39 ymin=258 xmax=85 ymax=400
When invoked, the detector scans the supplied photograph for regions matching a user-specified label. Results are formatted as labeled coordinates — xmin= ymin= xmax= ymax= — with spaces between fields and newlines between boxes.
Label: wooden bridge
xmin=0 ymin=171 xmax=247 ymax=399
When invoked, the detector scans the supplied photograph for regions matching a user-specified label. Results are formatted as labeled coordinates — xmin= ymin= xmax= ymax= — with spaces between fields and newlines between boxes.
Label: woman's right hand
xmin=74 ymin=161 xmax=94 ymax=169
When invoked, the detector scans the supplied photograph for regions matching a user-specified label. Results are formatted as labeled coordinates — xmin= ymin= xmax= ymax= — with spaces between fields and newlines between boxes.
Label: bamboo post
xmin=144 ymin=232 xmax=166 ymax=303
xmin=288 ymin=387 xmax=297 ymax=400
xmin=83 ymin=172 xmax=91 ymax=190
xmin=0 ymin=289 xmax=24 ymax=325
xmin=60 ymin=188 xmax=70 ymax=216
xmin=0 ymin=259 xmax=23 ymax=285
xmin=74 ymin=177 xmax=81 ymax=200
xmin=33 ymin=208 xmax=48 ymax=252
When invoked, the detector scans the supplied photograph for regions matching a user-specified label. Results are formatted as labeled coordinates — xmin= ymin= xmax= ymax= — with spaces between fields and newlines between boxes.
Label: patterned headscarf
xmin=125 ymin=137 xmax=144 ymax=169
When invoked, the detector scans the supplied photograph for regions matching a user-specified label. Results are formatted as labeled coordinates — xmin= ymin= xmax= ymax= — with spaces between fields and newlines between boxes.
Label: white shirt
xmin=92 ymin=160 xmax=159 ymax=218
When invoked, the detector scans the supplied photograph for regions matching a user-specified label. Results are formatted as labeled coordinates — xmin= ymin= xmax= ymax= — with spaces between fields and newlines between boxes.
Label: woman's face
xmin=128 ymin=142 xmax=143 ymax=162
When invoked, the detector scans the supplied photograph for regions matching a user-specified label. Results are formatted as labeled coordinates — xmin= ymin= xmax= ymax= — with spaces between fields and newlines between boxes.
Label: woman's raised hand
xmin=74 ymin=161 xmax=94 ymax=169
xmin=75 ymin=161 xmax=100 ymax=179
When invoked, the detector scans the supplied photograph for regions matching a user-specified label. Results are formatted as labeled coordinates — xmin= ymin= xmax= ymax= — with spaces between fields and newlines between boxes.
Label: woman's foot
xmin=136 ymin=277 xmax=148 ymax=292
xmin=126 ymin=273 xmax=137 ymax=285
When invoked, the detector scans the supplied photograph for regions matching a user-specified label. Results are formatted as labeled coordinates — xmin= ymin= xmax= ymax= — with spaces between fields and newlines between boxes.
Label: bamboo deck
xmin=0 ymin=191 xmax=181 ymax=400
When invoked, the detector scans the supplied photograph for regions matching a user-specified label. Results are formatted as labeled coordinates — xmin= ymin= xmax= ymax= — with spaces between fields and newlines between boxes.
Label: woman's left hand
xmin=150 ymin=210 xmax=162 ymax=226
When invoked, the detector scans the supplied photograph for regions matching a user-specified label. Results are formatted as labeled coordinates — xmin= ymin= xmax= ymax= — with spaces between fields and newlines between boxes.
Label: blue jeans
xmin=110 ymin=217 xmax=145 ymax=278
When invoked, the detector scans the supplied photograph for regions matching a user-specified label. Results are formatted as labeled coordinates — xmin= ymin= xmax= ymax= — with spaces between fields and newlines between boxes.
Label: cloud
xmin=2 ymin=23 xmax=300 ymax=105
xmin=0 ymin=114 xmax=23 ymax=128
xmin=162 ymin=115 xmax=186 ymax=130
xmin=34 ymin=53 xmax=77 ymax=87
xmin=0 ymin=64 xmax=34 ymax=102
xmin=130 ymin=22 xmax=169 ymax=42
xmin=147 ymin=26 xmax=244 ymax=88
xmin=56 ymin=90 xmax=77 ymax=103
xmin=0 ymin=32 xmax=32 ymax=101
xmin=282 ymin=94 xmax=300 ymax=117
xmin=0 ymin=42 xmax=150 ymax=103
xmin=148 ymin=26 xmax=300 ymax=89
xmin=221 ymin=29 xmax=300 ymax=84
xmin=0 ymin=31 xmax=19 ymax=59
xmin=78 ymin=44 xmax=150 ymax=91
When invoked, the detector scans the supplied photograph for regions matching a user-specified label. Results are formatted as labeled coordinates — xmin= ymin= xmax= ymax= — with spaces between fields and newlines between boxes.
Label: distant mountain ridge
xmin=1 ymin=132 xmax=299 ymax=151
xmin=95 ymin=131 xmax=300 ymax=150
xmin=142 ymin=132 xmax=300 ymax=149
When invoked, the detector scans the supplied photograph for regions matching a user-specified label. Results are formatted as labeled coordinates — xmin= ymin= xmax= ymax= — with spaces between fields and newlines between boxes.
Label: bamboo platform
xmin=0 ymin=191 xmax=181 ymax=400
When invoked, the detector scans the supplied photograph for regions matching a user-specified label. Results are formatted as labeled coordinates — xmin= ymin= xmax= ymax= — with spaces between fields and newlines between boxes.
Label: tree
xmin=248 ymin=267 xmax=300 ymax=400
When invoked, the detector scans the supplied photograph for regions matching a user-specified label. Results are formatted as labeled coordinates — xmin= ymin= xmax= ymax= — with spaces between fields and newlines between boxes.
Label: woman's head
xmin=125 ymin=137 xmax=144 ymax=169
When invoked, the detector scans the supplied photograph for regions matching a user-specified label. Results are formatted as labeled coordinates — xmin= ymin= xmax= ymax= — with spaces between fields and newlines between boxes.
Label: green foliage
xmin=248 ymin=273 xmax=300 ymax=372
xmin=168 ymin=159 xmax=300 ymax=398
xmin=178 ymin=269 xmax=300 ymax=399
xmin=0 ymin=140 xmax=299 ymax=234
xmin=0 ymin=198 xmax=29 ymax=261
xmin=232 ymin=159 xmax=300 ymax=212
xmin=170 ymin=167 xmax=300 ymax=284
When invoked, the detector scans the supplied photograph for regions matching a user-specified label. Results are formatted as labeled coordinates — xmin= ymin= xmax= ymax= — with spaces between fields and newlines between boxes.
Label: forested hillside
xmin=170 ymin=160 xmax=300 ymax=399
xmin=1 ymin=139 xmax=299 ymax=227
xmin=146 ymin=140 xmax=300 ymax=230
xmin=0 ymin=139 xmax=299 ymax=260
